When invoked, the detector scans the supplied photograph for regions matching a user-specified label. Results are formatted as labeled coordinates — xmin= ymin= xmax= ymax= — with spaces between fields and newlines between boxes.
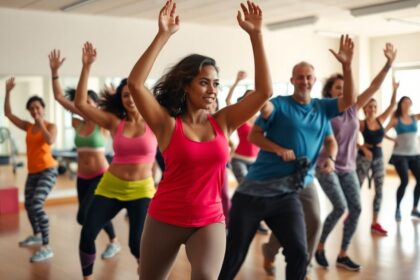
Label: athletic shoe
xmin=411 ymin=210 xmax=420 ymax=219
xmin=315 ymin=250 xmax=329 ymax=268
xmin=19 ymin=235 xmax=42 ymax=247
xmin=395 ymin=209 xmax=402 ymax=222
xmin=101 ymin=243 xmax=121 ymax=259
xmin=336 ymin=256 xmax=361 ymax=271
xmin=371 ymin=223 xmax=388 ymax=235
xmin=261 ymin=243 xmax=275 ymax=276
xmin=30 ymin=247 xmax=54 ymax=262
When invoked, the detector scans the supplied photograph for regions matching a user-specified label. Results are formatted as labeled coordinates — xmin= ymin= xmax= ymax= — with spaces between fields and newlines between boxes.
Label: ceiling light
xmin=387 ymin=17 xmax=420 ymax=26
xmin=61 ymin=0 xmax=97 ymax=12
xmin=266 ymin=16 xmax=318 ymax=31
xmin=350 ymin=0 xmax=420 ymax=17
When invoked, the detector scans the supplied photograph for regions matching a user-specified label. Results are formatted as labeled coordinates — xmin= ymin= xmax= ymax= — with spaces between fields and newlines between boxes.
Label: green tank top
xmin=74 ymin=123 xmax=105 ymax=151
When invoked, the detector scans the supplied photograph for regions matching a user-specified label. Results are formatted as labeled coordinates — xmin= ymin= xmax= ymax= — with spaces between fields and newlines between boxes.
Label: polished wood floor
xmin=1 ymin=164 xmax=420 ymax=279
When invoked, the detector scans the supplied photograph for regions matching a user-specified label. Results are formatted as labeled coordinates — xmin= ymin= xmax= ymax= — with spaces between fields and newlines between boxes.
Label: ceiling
xmin=1 ymin=0 xmax=420 ymax=37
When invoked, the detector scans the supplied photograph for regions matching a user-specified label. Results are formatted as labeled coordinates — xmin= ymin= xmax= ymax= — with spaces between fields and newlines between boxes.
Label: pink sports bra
xmin=112 ymin=118 xmax=157 ymax=164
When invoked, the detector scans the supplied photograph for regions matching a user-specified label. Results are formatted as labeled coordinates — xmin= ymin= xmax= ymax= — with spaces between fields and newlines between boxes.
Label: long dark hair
xmin=65 ymin=88 xmax=99 ymax=103
xmin=153 ymin=54 xmax=218 ymax=117
xmin=26 ymin=96 xmax=45 ymax=110
xmin=394 ymin=96 xmax=412 ymax=118
xmin=98 ymin=78 xmax=128 ymax=119
xmin=322 ymin=73 xmax=343 ymax=98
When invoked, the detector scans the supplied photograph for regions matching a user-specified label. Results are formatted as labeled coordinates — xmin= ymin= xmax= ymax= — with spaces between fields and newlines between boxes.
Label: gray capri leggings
xmin=316 ymin=168 xmax=361 ymax=251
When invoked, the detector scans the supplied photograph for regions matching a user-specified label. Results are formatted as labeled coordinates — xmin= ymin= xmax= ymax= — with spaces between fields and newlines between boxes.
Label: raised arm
xmin=49 ymin=49 xmax=86 ymax=118
xmin=378 ymin=77 xmax=398 ymax=123
xmin=225 ymin=71 xmax=247 ymax=106
xmin=74 ymin=42 xmax=117 ymax=131
xmin=357 ymin=43 xmax=397 ymax=109
xmin=331 ymin=35 xmax=356 ymax=113
xmin=216 ymin=1 xmax=272 ymax=135
xmin=3 ymin=77 xmax=30 ymax=131
xmin=128 ymin=0 xmax=178 ymax=138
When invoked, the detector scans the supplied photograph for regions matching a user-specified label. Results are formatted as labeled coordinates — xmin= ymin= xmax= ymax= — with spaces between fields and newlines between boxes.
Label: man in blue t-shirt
xmin=219 ymin=35 xmax=356 ymax=280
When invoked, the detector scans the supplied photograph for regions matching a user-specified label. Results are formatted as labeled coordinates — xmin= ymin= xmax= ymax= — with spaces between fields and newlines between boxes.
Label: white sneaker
xmin=30 ymin=247 xmax=54 ymax=262
xmin=19 ymin=235 xmax=42 ymax=247
xmin=101 ymin=243 xmax=121 ymax=259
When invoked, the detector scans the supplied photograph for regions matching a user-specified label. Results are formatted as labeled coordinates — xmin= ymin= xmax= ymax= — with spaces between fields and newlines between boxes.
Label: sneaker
xmin=261 ymin=243 xmax=275 ymax=276
xmin=395 ymin=209 xmax=402 ymax=222
xmin=19 ymin=235 xmax=42 ymax=247
xmin=336 ymin=256 xmax=361 ymax=271
xmin=257 ymin=222 xmax=269 ymax=235
xmin=411 ymin=210 xmax=420 ymax=219
xmin=30 ymin=247 xmax=54 ymax=262
xmin=371 ymin=223 xmax=388 ymax=235
xmin=315 ymin=250 xmax=329 ymax=268
xmin=101 ymin=243 xmax=121 ymax=259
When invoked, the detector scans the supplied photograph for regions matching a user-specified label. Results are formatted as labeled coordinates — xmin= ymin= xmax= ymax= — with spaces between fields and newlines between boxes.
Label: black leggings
xmin=391 ymin=155 xmax=420 ymax=210
xmin=76 ymin=175 xmax=115 ymax=240
xmin=79 ymin=195 xmax=150 ymax=276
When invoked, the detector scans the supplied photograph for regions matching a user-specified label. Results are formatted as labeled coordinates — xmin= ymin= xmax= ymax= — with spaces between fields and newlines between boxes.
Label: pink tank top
xmin=148 ymin=115 xmax=229 ymax=227
xmin=112 ymin=118 xmax=157 ymax=164
xmin=234 ymin=122 xmax=259 ymax=158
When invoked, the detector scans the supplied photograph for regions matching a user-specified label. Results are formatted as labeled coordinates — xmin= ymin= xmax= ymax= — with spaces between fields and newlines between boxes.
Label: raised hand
xmin=384 ymin=42 xmax=397 ymax=64
xmin=82 ymin=42 xmax=97 ymax=66
xmin=49 ymin=49 xmax=65 ymax=72
xmin=392 ymin=76 xmax=400 ymax=92
xmin=329 ymin=34 xmax=354 ymax=66
xmin=236 ymin=70 xmax=247 ymax=82
xmin=5 ymin=77 xmax=15 ymax=93
xmin=237 ymin=1 xmax=262 ymax=35
xmin=158 ymin=0 xmax=179 ymax=35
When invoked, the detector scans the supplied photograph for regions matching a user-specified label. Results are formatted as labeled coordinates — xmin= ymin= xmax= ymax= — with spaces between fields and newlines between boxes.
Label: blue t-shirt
xmin=246 ymin=95 xmax=340 ymax=185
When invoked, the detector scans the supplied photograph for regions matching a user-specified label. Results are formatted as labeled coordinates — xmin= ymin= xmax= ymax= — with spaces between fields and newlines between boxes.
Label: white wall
xmin=0 ymin=7 xmax=341 ymax=81
xmin=0 ymin=7 xmax=345 ymax=152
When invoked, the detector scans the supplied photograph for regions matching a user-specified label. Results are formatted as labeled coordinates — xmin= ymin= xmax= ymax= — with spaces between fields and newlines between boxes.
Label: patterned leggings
xmin=24 ymin=168 xmax=58 ymax=245
xmin=316 ymin=168 xmax=361 ymax=251
xmin=356 ymin=154 xmax=384 ymax=214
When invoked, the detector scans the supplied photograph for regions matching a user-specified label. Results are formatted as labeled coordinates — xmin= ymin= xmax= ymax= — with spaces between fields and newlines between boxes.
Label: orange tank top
xmin=26 ymin=124 xmax=57 ymax=174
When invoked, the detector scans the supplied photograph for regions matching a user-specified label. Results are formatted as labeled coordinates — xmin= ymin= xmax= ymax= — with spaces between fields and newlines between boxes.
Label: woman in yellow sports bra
xmin=48 ymin=49 xmax=121 ymax=259
xmin=4 ymin=77 xmax=57 ymax=262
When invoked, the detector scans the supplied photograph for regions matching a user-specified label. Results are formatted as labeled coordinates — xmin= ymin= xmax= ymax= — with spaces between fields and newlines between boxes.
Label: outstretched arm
xmin=331 ymin=35 xmax=356 ymax=113
xmin=49 ymin=49 xmax=86 ymax=118
xmin=74 ymin=42 xmax=117 ymax=132
xmin=128 ymin=0 xmax=178 ymax=140
xmin=3 ymin=77 xmax=30 ymax=131
xmin=216 ymin=1 xmax=272 ymax=135
xmin=357 ymin=43 xmax=397 ymax=109
xmin=378 ymin=77 xmax=398 ymax=123
xmin=225 ymin=70 xmax=247 ymax=106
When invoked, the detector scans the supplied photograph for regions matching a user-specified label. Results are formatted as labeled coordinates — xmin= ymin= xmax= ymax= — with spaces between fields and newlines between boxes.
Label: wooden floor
xmin=1 ymin=164 xmax=420 ymax=279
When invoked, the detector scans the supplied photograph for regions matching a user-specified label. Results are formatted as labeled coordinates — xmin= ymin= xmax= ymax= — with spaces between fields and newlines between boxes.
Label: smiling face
xmin=28 ymin=100 xmax=45 ymax=120
xmin=120 ymin=85 xmax=137 ymax=114
xmin=291 ymin=64 xmax=316 ymax=99
xmin=184 ymin=65 xmax=219 ymax=111
xmin=329 ymin=78 xmax=344 ymax=98
xmin=363 ymin=99 xmax=377 ymax=118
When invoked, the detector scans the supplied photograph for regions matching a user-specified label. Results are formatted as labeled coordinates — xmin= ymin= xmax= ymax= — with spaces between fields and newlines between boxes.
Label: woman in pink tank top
xmin=128 ymin=1 xmax=272 ymax=279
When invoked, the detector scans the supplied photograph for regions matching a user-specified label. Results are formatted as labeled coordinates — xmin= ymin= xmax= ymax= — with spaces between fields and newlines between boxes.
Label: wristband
xmin=52 ymin=76 xmax=59 ymax=80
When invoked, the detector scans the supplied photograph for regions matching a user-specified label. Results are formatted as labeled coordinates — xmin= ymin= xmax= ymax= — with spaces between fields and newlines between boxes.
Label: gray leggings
xmin=262 ymin=184 xmax=321 ymax=262
xmin=316 ymin=168 xmax=361 ymax=251
xmin=24 ymin=167 xmax=58 ymax=245
xmin=139 ymin=215 xmax=226 ymax=280
xmin=356 ymin=154 xmax=384 ymax=214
